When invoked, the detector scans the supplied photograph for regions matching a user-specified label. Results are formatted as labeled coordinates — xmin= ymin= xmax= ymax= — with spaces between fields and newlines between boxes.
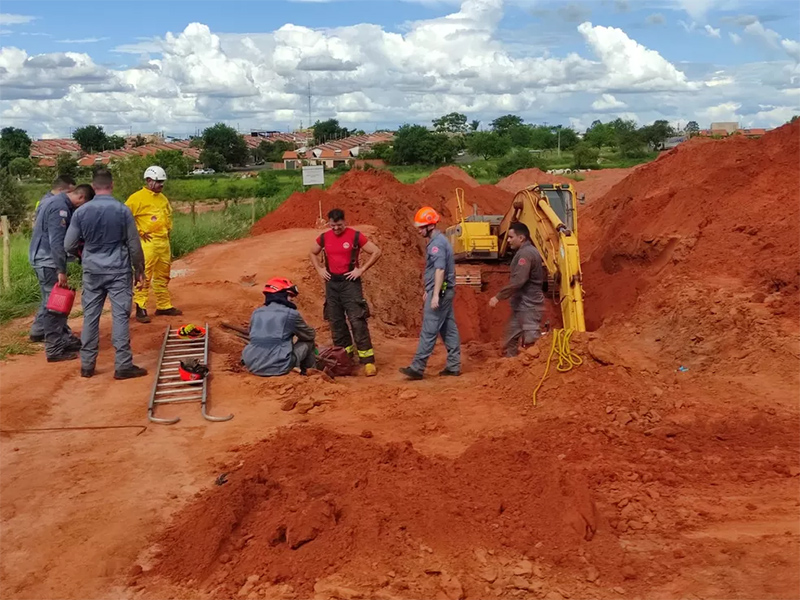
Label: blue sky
xmin=1 ymin=0 xmax=798 ymax=138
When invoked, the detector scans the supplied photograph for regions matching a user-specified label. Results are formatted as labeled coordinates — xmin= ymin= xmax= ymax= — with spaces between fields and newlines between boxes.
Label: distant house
xmin=282 ymin=132 xmax=394 ymax=170
xmin=696 ymin=126 xmax=769 ymax=139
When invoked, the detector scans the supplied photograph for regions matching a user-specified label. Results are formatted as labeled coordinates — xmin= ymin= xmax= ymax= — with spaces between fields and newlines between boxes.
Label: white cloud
xmin=673 ymin=0 xmax=719 ymax=22
xmin=592 ymin=93 xmax=626 ymax=110
xmin=700 ymin=101 xmax=742 ymax=123
xmin=57 ymin=37 xmax=109 ymax=44
xmin=744 ymin=21 xmax=781 ymax=48
xmin=730 ymin=32 xmax=742 ymax=44
xmin=782 ymin=39 xmax=800 ymax=63
xmin=0 ymin=14 xmax=37 ymax=26
xmin=0 ymin=0 xmax=794 ymax=138
xmin=578 ymin=22 xmax=694 ymax=91
xmin=704 ymin=25 xmax=721 ymax=38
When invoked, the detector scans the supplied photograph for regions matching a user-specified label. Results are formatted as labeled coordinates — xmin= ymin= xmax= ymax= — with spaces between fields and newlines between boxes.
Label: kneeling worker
xmin=242 ymin=278 xmax=317 ymax=377
xmin=489 ymin=222 xmax=545 ymax=356
xmin=309 ymin=208 xmax=382 ymax=376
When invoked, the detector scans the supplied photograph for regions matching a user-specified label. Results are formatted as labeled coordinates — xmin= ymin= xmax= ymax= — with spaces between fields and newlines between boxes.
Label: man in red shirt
xmin=310 ymin=208 xmax=382 ymax=376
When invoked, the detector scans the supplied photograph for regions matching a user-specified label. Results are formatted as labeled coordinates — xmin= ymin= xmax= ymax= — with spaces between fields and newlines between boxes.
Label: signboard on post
xmin=302 ymin=165 xmax=325 ymax=186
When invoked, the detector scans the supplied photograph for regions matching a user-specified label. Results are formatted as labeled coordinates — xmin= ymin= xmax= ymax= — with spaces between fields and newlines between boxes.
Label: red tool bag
xmin=46 ymin=285 xmax=76 ymax=316
xmin=315 ymin=346 xmax=354 ymax=377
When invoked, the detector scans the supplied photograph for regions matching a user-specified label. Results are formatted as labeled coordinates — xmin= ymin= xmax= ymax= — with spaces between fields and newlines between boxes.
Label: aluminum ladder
xmin=147 ymin=323 xmax=233 ymax=425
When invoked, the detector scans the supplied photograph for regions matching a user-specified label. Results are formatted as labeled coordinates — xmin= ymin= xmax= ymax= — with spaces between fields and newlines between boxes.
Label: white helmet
xmin=144 ymin=165 xmax=167 ymax=181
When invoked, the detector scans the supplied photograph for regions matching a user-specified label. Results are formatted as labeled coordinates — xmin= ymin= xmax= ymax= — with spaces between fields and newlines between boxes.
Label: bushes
xmin=572 ymin=143 xmax=600 ymax=169
xmin=497 ymin=149 xmax=545 ymax=178
xmin=0 ymin=170 xmax=29 ymax=229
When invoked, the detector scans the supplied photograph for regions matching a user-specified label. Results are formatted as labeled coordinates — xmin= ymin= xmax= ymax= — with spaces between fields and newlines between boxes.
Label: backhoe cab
xmin=446 ymin=183 xmax=586 ymax=332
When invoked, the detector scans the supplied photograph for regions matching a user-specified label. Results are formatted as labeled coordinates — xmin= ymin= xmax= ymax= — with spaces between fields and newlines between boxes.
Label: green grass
xmin=170 ymin=192 xmax=290 ymax=258
xmin=0 ymin=334 xmax=37 ymax=360
xmin=0 ymin=234 xmax=83 ymax=324
xmin=386 ymin=165 xmax=437 ymax=184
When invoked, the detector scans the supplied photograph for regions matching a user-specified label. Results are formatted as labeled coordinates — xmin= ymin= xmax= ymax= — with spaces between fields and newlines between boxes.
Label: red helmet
xmin=414 ymin=206 xmax=440 ymax=227
xmin=263 ymin=277 xmax=298 ymax=297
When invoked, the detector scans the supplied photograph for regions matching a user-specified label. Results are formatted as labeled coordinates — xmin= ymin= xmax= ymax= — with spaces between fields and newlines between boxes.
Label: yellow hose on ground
xmin=532 ymin=328 xmax=583 ymax=407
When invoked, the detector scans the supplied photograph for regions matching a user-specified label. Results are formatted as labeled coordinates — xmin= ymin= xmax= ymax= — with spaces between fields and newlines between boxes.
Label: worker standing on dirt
xmin=34 ymin=175 xmax=76 ymax=217
xmin=489 ymin=222 xmax=545 ymax=356
xmin=309 ymin=208 xmax=382 ymax=377
xmin=28 ymin=184 xmax=95 ymax=360
xmin=242 ymin=278 xmax=317 ymax=377
xmin=125 ymin=166 xmax=182 ymax=324
xmin=65 ymin=169 xmax=148 ymax=380
xmin=399 ymin=207 xmax=461 ymax=380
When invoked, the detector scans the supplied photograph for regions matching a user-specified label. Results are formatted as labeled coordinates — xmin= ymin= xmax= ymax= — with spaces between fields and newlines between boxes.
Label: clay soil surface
xmin=1 ymin=128 xmax=799 ymax=600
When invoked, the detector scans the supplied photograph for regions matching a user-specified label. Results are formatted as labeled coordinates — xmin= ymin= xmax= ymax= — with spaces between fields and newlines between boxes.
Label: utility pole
xmin=307 ymin=81 xmax=312 ymax=129
xmin=557 ymin=125 xmax=561 ymax=159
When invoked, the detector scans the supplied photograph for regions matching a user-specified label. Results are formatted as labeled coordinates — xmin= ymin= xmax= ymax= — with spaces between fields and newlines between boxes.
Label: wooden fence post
xmin=191 ymin=201 xmax=196 ymax=226
xmin=251 ymin=199 xmax=256 ymax=226
xmin=1 ymin=215 xmax=10 ymax=291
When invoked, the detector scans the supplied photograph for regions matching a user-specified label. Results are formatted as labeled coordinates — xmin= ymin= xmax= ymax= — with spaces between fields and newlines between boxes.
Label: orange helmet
xmin=263 ymin=277 xmax=299 ymax=297
xmin=414 ymin=206 xmax=440 ymax=227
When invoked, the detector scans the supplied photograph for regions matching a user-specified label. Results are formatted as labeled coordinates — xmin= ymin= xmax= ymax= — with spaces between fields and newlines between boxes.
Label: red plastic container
xmin=46 ymin=286 xmax=76 ymax=316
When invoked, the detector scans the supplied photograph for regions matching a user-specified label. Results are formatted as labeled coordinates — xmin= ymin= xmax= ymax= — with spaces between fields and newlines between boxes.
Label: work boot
xmin=114 ymin=365 xmax=148 ymax=380
xmin=364 ymin=363 xmax=377 ymax=377
xmin=47 ymin=351 xmax=79 ymax=363
xmin=399 ymin=366 xmax=423 ymax=381
xmin=155 ymin=307 xmax=183 ymax=316
xmin=81 ymin=366 xmax=95 ymax=378
xmin=135 ymin=305 xmax=151 ymax=324
xmin=438 ymin=368 xmax=461 ymax=377
xmin=66 ymin=336 xmax=82 ymax=352
xmin=29 ymin=333 xmax=45 ymax=343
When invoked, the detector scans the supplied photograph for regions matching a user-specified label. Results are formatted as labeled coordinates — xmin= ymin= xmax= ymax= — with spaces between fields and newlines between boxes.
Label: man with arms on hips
xmin=309 ymin=208 xmax=382 ymax=377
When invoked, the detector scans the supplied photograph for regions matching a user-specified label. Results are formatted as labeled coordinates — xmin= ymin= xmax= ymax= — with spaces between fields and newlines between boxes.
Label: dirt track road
xmin=1 ymin=225 xmax=798 ymax=600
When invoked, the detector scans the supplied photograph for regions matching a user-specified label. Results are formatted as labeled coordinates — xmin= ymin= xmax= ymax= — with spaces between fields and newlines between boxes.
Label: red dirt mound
xmin=152 ymin=425 xmax=623 ymax=597
xmin=251 ymin=169 xmax=514 ymax=339
xmin=417 ymin=173 xmax=513 ymax=221
xmin=420 ymin=165 xmax=480 ymax=187
xmin=581 ymin=121 xmax=800 ymax=370
xmin=496 ymin=168 xmax=574 ymax=193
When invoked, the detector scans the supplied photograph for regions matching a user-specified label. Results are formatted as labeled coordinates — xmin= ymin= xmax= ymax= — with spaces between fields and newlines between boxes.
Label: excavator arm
xmin=497 ymin=184 xmax=586 ymax=332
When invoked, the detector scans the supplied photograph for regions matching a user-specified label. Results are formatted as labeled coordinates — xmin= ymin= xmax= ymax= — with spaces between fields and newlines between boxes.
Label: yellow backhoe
xmin=446 ymin=184 xmax=586 ymax=332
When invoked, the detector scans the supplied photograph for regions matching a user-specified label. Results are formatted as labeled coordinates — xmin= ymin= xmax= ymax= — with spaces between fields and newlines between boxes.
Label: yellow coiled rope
xmin=532 ymin=328 xmax=583 ymax=407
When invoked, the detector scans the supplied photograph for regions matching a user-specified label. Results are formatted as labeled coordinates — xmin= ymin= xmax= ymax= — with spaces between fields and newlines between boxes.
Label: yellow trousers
xmin=134 ymin=238 xmax=174 ymax=310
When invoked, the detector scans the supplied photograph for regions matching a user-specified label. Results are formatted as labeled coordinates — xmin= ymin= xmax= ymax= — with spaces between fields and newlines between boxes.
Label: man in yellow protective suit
xmin=126 ymin=165 xmax=182 ymax=323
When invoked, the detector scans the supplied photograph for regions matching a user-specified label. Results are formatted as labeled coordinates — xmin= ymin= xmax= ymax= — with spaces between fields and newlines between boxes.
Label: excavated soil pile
xmin=581 ymin=121 xmax=800 ymax=370
xmin=419 ymin=165 xmax=480 ymax=188
xmin=152 ymin=425 xmax=623 ymax=597
xmin=251 ymin=169 xmax=513 ymax=342
xmin=496 ymin=168 xmax=574 ymax=193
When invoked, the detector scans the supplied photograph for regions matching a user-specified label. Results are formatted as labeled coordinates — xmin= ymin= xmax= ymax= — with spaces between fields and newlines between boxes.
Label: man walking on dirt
xmin=310 ymin=208 xmax=382 ymax=377
xmin=126 ymin=165 xmax=182 ymax=323
xmin=489 ymin=222 xmax=545 ymax=356
xmin=28 ymin=184 xmax=95 ymax=360
xmin=399 ymin=207 xmax=461 ymax=380
xmin=65 ymin=169 xmax=148 ymax=380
